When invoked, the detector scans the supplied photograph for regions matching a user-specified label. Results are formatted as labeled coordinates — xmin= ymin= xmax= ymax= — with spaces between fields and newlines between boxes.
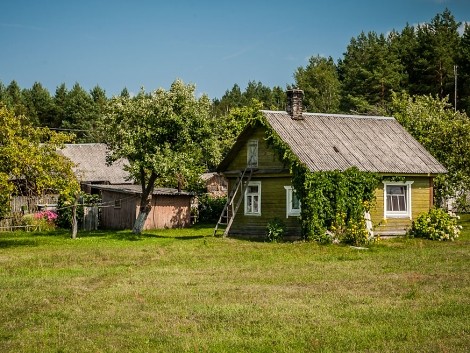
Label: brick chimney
xmin=286 ymin=89 xmax=304 ymax=120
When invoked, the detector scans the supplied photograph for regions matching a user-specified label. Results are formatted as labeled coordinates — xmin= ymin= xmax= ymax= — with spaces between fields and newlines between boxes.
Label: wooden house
xmin=58 ymin=143 xmax=131 ymax=193
xmin=89 ymin=184 xmax=193 ymax=230
xmin=216 ymin=89 xmax=447 ymax=237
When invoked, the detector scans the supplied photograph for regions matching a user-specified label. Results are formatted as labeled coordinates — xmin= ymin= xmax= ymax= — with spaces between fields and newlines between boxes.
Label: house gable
xmin=220 ymin=125 xmax=286 ymax=173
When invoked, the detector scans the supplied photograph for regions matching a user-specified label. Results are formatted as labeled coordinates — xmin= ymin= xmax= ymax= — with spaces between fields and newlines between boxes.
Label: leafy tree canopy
xmin=104 ymin=79 xmax=219 ymax=233
xmin=294 ymin=55 xmax=341 ymax=113
xmin=0 ymin=105 xmax=79 ymax=218
xmin=390 ymin=92 xmax=470 ymax=208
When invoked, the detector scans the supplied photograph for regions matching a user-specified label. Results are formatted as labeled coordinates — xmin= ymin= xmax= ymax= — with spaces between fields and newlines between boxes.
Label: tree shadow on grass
xmin=109 ymin=231 xmax=142 ymax=241
xmin=111 ymin=231 xmax=206 ymax=241
xmin=144 ymin=234 xmax=206 ymax=240
xmin=0 ymin=239 xmax=38 ymax=248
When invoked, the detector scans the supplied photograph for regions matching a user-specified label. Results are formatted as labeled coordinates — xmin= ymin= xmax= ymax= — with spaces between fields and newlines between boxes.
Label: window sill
xmin=385 ymin=214 xmax=411 ymax=219
xmin=287 ymin=213 xmax=300 ymax=218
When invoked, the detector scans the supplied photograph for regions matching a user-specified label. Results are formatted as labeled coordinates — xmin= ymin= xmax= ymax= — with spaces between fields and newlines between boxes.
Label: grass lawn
xmin=1 ymin=218 xmax=469 ymax=353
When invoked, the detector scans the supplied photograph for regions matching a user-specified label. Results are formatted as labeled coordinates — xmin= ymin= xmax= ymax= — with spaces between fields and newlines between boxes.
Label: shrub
xmin=265 ymin=217 xmax=286 ymax=242
xmin=23 ymin=210 xmax=58 ymax=231
xmin=342 ymin=218 xmax=371 ymax=246
xmin=408 ymin=208 xmax=460 ymax=241
xmin=197 ymin=194 xmax=227 ymax=223
xmin=329 ymin=213 xmax=372 ymax=246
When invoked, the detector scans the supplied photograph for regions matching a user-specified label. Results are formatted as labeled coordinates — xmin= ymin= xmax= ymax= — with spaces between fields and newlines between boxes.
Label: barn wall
xmin=100 ymin=190 xmax=139 ymax=229
xmin=143 ymin=195 xmax=192 ymax=230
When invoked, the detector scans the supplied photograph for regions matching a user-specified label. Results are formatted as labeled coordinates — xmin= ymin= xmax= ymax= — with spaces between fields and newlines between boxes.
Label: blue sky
xmin=1 ymin=0 xmax=469 ymax=99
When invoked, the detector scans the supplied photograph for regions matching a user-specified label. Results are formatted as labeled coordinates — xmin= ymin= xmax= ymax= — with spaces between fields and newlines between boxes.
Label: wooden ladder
xmin=213 ymin=167 xmax=253 ymax=237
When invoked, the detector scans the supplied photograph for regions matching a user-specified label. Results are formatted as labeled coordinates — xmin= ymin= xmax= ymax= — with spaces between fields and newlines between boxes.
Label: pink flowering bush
xmin=34 ymin=210 xmax=58 ymax=222
xmin=23 ymin=210 xmax=58 ymax=231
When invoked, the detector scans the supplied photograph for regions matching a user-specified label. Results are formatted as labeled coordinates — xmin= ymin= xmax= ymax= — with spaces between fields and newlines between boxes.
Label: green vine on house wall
xmin=255 ymin=115 xmax=380 ymax=244
xmin=382 ymin=175 xmax=406 ymax=183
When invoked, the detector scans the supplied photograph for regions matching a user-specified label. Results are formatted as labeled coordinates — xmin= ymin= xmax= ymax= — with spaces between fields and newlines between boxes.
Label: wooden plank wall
xmin=370 ymin=176 xmax=432 ymax=234
xmin=227 ymin=127 xmax=285 ymax=171
xmin=228 ymin=176 xmax=301 ymax=237
xmin=143 ymin=195 xmax=191 ymax=229
xmin=100 ymin=190 xmax=139 ymax=229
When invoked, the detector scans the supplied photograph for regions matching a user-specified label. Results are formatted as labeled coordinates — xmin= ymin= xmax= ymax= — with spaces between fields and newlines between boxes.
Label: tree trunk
xmin=71 ymin=195 xmax=78 ymax=239
xmin=132 ymin=203 xmax=151 ymax=234
xmin=132 ymin=169 xmax=158 ymax=234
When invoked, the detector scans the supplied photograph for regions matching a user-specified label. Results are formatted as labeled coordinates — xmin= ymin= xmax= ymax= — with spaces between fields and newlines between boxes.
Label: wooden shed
xmin=90 ymin=184 xmax=193 ymax=230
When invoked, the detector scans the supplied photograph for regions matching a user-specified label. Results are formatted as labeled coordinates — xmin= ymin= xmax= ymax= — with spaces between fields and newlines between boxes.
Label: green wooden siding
xmin=223 ymin=126 xmax=435 ymax=237
xmin=227 ymin=127 xmax=284 ymax=171
xmin=370 ymin=177 xmax=432 ymax=234
xmin=227 ymin=176 xmax=301 ymax=237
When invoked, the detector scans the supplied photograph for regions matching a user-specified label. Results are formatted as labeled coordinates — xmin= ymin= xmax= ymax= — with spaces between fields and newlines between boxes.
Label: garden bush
xmin=56 ymin=193 xmax=100 ymax=229
xmin=197 ymin=194 xmax=227 ymax=223
xmin=408 ymin=207 xmax=461 ymax=241
xmin=265 ymin=217 xmax=286 ymax=242
xmin=22 ymin=210 xmax=58 ymax=231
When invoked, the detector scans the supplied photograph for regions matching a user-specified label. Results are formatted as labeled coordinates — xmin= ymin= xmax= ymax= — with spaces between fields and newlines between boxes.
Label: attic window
xmin=247 ymin=140 xmax=258 ymax=168
xmin=333 ymin=146 xmax=340 ymax=153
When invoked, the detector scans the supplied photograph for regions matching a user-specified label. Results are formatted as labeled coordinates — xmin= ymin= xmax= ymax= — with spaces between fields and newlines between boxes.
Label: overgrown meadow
xmin=1 ymin=217 xmax=469 ymax=352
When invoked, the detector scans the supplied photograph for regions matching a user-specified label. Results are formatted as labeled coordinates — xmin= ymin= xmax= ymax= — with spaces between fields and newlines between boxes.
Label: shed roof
xmin=88 ymin=184 xmax=193 ymax=196
xmin=59 ymin=143 xmax=131 ymax=184
xmin=219 ymin=111 xmax=447 ymax=175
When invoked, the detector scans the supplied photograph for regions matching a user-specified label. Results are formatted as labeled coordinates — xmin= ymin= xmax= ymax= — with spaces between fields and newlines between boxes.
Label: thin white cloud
xmin=222 ymin=46 xmax=253 ymax=61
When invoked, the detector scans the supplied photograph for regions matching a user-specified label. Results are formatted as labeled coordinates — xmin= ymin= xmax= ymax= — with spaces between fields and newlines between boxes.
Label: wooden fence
xmin=82 ymin=206 xmax=99 ymax=231
xmin=0 ymin=195 xmax=59 ymax=231
xmin=0 ymin=196 xmax=100 ymax=232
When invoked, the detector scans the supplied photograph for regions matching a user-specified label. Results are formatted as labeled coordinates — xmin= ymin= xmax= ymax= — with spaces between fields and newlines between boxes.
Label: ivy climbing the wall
xmin=292 ymin=165 xmax=379 ymax=244
xmin=258 ymin=116 xmax=380 ymax=245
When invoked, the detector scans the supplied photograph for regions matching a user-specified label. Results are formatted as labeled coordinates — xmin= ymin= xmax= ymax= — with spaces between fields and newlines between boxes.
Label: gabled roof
xmin=218 ymin=111 xmax=447 ymax=175
xmin=88 ymin=184 xmax=193 ymax=196
xmin=58 ymin=143 xmax=131 ymax=184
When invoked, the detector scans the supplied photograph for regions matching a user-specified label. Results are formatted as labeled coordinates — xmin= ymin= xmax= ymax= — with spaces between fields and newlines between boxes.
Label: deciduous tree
xmin=104 ymin=79 xmax=218 ymax=233
xmin=390 ymin=92 xmax=470 ymax=208
xmin=0 ymin=106 xmax=78 ymax=218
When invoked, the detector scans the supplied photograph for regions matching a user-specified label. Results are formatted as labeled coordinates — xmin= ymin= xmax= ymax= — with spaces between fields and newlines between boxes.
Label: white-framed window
xmin=284 ymin=186 xmax=301 ymax=217
xmin=247 ymin=139 xmax=258 ymax=168
xmin=383 ymin=181 xmax=414 ymax=219
xmin=244 ymin=181 xmax=261 ymax=215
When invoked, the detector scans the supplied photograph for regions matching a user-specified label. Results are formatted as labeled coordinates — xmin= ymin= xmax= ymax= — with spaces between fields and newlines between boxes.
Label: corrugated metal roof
xmin=261 ymin=111 xmax=447 ymax=174
xmin=58 ymin=143 xmax=131 ymax=184
xmin=88 ymin=184 xmax=193 ymax=196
